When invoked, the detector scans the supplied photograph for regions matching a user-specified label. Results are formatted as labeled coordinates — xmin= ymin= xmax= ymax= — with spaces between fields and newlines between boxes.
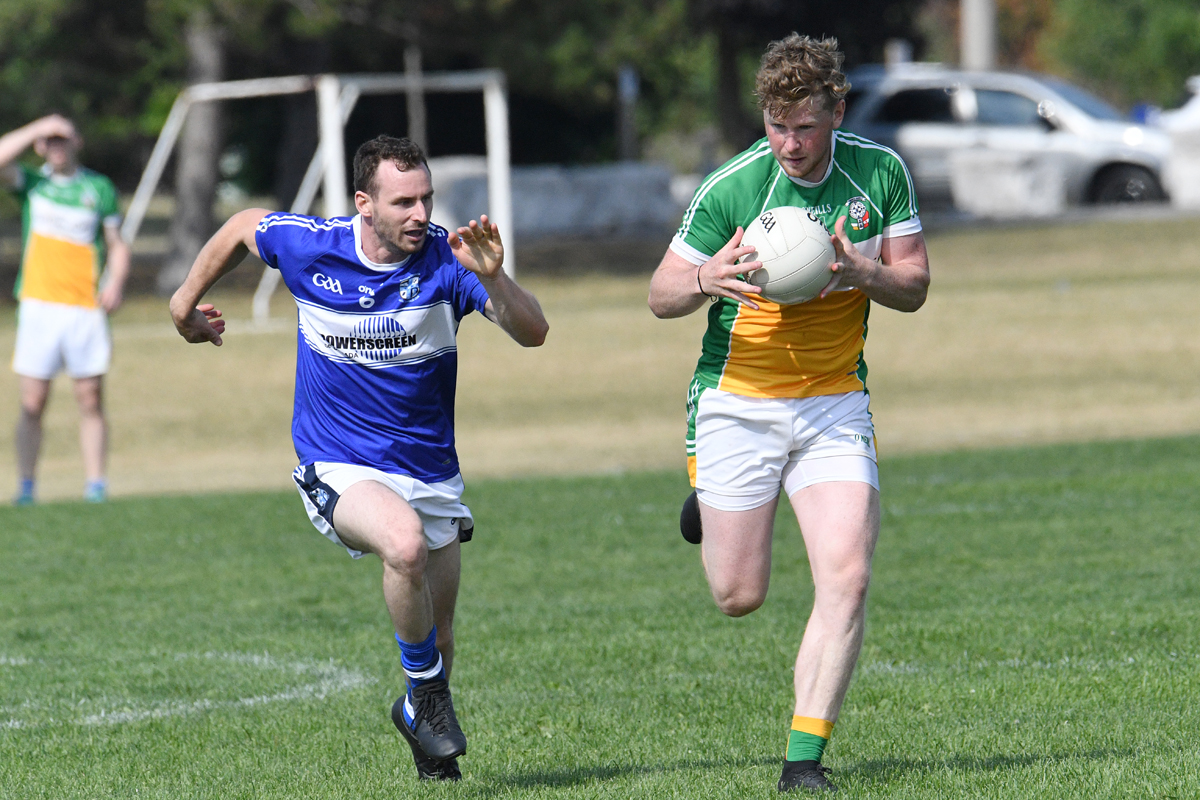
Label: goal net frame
xmin=121 ymin=70 xmax=514 ymax=323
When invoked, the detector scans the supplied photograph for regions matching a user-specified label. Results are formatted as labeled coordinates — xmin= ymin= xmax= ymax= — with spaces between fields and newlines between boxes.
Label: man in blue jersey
xmin=169 ymin=135 xmax=548 ymax=783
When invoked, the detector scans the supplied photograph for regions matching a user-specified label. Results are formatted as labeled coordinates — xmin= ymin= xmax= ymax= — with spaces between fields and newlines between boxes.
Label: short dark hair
xmin=352 ymin=135 xmax=428 ymax=197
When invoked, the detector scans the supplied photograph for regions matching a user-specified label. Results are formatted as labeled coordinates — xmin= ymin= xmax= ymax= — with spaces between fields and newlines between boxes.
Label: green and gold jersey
xmin=12 ymin=164 xmax=121 ymax=308
xmin=671 ymin=131 xmax=921 ymax=399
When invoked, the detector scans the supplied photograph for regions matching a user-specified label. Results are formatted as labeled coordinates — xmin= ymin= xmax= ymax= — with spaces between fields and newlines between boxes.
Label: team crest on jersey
xmin=846 ymin=197 xmax=870 ymax=231
xmin=397 ymin=275 xmax=421 ymax=301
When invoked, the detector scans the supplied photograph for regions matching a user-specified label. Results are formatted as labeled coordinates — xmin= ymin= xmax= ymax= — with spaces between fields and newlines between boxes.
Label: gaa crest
xmin=397 ymin=275 xmax=421 ymax=301
xmin=847 ymin=197 xmax=870 ymax=231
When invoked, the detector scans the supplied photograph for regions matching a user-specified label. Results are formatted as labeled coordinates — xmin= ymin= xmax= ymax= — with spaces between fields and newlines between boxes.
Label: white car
xmin=842 ymin=64 xmax=1171 ymax=207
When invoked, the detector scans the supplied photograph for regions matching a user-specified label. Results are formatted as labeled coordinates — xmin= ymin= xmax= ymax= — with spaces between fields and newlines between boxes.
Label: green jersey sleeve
xmin=10 ymin=164 xmax=40 ymax=199
xmin=878 ymin=147 xmax=920 ymax=235
xmin=670 ymin=140 xmax=776 ymax=265
xmin=96 ymin=174 xmax=121 ymax=228
xmin=675 ymin=178 xmax=740 ymax=261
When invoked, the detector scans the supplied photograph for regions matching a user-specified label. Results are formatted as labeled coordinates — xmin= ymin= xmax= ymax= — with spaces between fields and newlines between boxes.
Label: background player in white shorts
xmin=648 ymin=34 xmax=930 ymax=793
xmin=170 ymin=135 xmax=547 ymax=784
xmin=0 ymin=114 xmax=130 ymax=504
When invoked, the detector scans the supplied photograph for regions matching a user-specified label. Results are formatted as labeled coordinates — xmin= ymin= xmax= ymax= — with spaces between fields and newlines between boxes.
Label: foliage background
xmin=0 ymin=0 xmax=1195 ymax=200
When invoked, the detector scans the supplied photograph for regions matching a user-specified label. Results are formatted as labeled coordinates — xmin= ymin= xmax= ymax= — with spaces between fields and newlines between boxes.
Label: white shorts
xmin=292 ymin=463 xmax=474 ymax=559
xmin=689 ymin=389 xmax=879 ymax=512
xmin=12 ymin=298 xmax=111 ymax=380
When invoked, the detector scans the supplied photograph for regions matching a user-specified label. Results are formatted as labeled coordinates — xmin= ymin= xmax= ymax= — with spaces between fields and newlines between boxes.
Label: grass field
xmin=3 ymin=434 xmax=1199 ymax=798
xmin=0 ymin=214 xmax=1199 ymax=500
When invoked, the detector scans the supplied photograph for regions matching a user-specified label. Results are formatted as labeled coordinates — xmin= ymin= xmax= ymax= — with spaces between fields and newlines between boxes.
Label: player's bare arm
xmin=97 ymin=225 xmax=131 ymax=314
xmin=169 ymin=208 xmax=270 ymax=346
xmin=648 ymin=227 xmax=764 ymax=319
xmin=0 ymin=115 xmax=76 ymax=184
xmin=449 ymin=214 xmax=548 ymax=347
xmin=819 ymin=216 xmax=930 ymax=312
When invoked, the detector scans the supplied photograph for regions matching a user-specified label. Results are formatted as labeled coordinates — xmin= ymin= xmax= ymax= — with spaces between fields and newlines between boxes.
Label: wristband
xmin=697 ymin=266 xmax=711 ymax=298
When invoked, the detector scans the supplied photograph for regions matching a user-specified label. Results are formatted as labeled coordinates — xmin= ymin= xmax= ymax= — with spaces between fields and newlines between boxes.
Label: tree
xmin=158 ymin=7 xmax=225 ymax=294
xmin=1042 ymin=0 xmax=1200 ymax=108
xmin=690 ymin=0 xmax=927 ymax=153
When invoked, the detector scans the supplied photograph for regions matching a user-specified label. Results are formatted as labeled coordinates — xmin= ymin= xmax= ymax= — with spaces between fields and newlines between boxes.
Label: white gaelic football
xmin=740 ymin=206 xmax=836 ymax=305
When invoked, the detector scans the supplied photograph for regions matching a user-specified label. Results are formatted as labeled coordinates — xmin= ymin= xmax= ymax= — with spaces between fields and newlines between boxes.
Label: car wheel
xmin=1091 ymin=165 xmax=1165 ymax=203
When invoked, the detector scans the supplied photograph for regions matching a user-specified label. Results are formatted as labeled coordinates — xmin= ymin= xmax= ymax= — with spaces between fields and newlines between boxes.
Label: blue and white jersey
xmin=255 ymin=213 xmax=491 ymax=483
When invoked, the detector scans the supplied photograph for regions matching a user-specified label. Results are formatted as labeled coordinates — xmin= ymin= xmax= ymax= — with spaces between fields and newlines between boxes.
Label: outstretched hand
xmin=173 ymin=303 xmax=226 ymax=347
xmin=448 ymin=214 xmax=504 ymax=280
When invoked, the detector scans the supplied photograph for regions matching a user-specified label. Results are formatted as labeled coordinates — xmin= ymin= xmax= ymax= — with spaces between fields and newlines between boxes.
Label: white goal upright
xmin=122 ymin=70 xmax=513 ymax=323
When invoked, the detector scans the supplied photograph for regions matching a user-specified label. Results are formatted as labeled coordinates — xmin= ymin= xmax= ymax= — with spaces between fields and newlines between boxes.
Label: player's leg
xmin=72 ymin=376 xmax=107 ymax=501
xmin=776 ymin=392 xmax=879 ymax=793
xmin=426 ymin=537 xmax=460 ymax=676
xmin=334 ymin=479 xmax=434 ymax=640
xmin=698 ymin=497 xmax=778 ymax=616
xmin=691 ymin=387 xmax=791 ymax=614
xmin=14 ymin=376 xmax=51 ymax=504
xmin=791 ymin=480 xmax=878 ymax=715
xmin=63 ymin=305 xmax=111 ymax=501
xmin=329 ymin=479 xmax=467 ymax=766
xmin=400 ymin=536 xmax=463 ymax=782
xmin=779 ymin=478 xmax=878 ymax=793
xmin=12 ymin=300 xmax=66 ymax=505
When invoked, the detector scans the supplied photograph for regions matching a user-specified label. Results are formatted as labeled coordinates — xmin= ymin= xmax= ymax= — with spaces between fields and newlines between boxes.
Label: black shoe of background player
xmin=391 ymin=699 xmax=462 ymax=782
xmin=778 ymin=760 xmax=837 ymax=793
xmin=390 ymin=679 xmax=467 ymax=762
xmin=680 ymin=490 xmax=703 ymax=544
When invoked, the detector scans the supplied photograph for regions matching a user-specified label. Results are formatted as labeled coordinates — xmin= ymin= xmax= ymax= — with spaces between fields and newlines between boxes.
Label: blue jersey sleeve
xmin=456 ymin=265 xmax=490 ymax=319
xmin=427 ymin=233 xmax=489 ymax=319
xmin=255 ymin=213 xmax=326 ymax=275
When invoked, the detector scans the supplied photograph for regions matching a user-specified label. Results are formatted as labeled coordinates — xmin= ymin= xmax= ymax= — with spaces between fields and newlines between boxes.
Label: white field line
xmin=1 ymin=651 xmax=375 ymax=731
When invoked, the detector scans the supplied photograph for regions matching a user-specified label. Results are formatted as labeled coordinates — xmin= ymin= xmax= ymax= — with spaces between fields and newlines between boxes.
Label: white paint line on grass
xmin=2 ymin=651 xmax=375 ymax=731
xmin=0 ymin=656 xmax=32 ymax=666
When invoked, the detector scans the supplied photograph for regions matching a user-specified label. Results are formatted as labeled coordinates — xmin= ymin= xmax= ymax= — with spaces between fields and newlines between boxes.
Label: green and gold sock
xmin=786 ymin=715 xmax=834 ymax=762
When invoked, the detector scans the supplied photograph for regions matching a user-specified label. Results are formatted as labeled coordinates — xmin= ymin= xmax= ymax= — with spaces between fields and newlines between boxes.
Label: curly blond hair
xmin=755 ymin=33 xmax=851 ymax=118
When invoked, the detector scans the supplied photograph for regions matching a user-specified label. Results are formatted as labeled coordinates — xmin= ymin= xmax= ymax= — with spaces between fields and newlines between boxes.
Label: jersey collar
xmin=352 ymin=214 xmax=413 ymax=273
xmin=40 ymin=163 xmax=81 ymax=186
xmin=782 ymin=132 xmax=836 ymax=188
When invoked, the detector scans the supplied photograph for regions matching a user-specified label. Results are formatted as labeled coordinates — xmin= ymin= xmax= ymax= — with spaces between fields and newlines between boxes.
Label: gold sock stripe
xmin=791 ymin=715 xmax=834 ymax=739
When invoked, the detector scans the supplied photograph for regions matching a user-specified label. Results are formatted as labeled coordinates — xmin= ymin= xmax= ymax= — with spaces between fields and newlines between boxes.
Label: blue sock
xmin=18 ymin=479 xmax=34 ymax=498
xmin=396 ymin=627 xmax=445 ymax=727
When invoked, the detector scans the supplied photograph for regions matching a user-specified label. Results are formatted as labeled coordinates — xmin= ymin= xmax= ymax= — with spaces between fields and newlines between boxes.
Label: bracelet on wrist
xmin=696 ymin=267 xmax=711 ymax=298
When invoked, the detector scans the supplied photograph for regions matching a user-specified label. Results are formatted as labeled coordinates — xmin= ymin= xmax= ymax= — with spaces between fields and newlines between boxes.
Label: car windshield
xmin=1040 ymin=77 xmax=1126 ymax=121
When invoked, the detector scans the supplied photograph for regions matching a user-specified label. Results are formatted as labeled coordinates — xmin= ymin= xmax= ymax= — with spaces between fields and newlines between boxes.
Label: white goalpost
xmin=121 ymin=69 xmax=513 ymax=324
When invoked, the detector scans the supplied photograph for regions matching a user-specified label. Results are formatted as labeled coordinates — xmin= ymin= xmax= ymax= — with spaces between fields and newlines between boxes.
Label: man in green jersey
xmin=649 ymin=35 xmax=930 ymax=793
xmin=0 ymin=114 xmax=130 ymax=504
